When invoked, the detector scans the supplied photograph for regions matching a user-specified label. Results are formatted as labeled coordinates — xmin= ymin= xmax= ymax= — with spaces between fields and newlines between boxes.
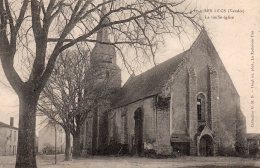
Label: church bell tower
xmin=86 ymin=2 xmax=121 ymax=154
xmin=90 ymin=4 xmax=121 ymax=90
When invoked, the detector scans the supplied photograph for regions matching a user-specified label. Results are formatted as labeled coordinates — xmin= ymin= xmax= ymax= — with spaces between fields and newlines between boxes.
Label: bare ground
xmin=0 ymin=155 xmax=259 ymax=168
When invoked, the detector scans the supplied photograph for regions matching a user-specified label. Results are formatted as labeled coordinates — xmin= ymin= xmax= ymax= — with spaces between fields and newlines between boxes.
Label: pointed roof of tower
xmin=96 ymin=1 xmax=110 ymax=43
xmin=90 ymin=2 xmax=116 ymax=65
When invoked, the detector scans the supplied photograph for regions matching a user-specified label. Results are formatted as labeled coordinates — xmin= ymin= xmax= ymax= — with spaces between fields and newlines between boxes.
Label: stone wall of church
xmin=141 ymin=98 xmax=157 ymax=152
xmin=235 ymin=108 xmax=247 ymax=155
xmin=169 ymin=63 xmax=189 ymax=136
xmin=188 ymin=67 xmax=198 ymax=155
xmin=82 ymin=115 xmax=93 ymax=154
xmin=109 ymin=97 xmax=156 ymax=152
xmin=188 ymin=37 xmax=245 ymax=155
xmin=108 ymin=107 xmax=122 ymax=144
xmin=164 ymin=36 xmax=246 ymax=156
xmin=107 ymin=65 xmax=121 ymax=90
xmin=214 ymin=60 xmax=242 ymax=155
xmin=155 ymin=102 xmax=172 ymax=155
xmin=109 ymin=97 xmax=173 ymax=155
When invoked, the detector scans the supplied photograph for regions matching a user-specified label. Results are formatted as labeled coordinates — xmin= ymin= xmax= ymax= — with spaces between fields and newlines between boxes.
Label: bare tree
xmin=0 ymin=0 xmax=200 ymax=167
xmin=38 ymin=49 xmax=114 ymax=159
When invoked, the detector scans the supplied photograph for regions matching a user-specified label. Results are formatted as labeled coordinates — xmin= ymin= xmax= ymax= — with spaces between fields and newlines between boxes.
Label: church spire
xmin=96 ymin=0 xmax=110 ymax=43
xmin=89 ymin=1 xmax=121 ymax=89
xmin=90 ymin=0 xmax=116 ymax=65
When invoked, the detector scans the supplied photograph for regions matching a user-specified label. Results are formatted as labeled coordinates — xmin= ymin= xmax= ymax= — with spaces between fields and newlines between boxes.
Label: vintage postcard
xmin=0 ymin=0 xmax=259 ymax=167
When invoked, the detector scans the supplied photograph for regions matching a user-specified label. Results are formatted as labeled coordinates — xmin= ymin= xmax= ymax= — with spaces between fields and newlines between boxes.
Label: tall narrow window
xmin=197 ymin=93 xmax=206 ymax=122
xmin=197 ymin=98 xmax=202 ymax=120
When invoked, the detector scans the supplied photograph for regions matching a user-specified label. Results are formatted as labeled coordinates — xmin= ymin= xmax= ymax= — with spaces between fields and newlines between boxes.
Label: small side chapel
xmin=80 ymin=12 xmax=247 ymax=156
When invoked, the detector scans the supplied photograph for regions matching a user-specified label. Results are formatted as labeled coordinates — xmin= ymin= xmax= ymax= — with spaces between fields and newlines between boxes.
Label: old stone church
xmin=80 ymin=21 xmax=247 ymax=156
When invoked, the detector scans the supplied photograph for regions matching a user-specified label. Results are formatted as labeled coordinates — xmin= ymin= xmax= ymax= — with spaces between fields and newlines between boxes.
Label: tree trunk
xmin=64 ymin=130 xmax=71 ymax=161
xmin=15 ymin=92 xmax=39 ymax=168
xmin=72 ymin=131 xmax=81 ymax=158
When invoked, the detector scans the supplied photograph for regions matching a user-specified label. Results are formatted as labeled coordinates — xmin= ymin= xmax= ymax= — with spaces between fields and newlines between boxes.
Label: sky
xmin=0 ymin=0 xmax=259 ymax=133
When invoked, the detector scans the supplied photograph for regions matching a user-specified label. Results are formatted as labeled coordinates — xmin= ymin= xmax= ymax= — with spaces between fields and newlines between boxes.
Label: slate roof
xmin=112 ymin=50 xmax=190 ymax=108
xmin=0 ymin=121 xmax=18 ymax=130
xmin=112 ymin=29 xmax=209 ymax=108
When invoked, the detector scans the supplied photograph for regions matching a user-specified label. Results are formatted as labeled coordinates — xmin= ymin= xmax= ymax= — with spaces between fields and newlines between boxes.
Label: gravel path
xmin=0 ymin=155 xmax=259 ymax=168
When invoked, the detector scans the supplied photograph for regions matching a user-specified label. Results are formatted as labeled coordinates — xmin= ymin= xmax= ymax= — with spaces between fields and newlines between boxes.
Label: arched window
xmin=197 ymin=93 xmax=206 ymax=122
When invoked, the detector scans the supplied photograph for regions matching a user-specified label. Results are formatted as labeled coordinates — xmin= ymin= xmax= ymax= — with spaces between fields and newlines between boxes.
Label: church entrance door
xmin=134 ymin=108 xmax=143 ymax=156
xmin=199 ymin=135 xmax=213 ymax=156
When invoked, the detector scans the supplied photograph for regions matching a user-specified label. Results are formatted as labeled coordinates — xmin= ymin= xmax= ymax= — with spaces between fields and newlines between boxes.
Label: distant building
xmin=38 ymin=122 xmax=66 ymax=154
xmin=0 ymin=117 xmax=18 ymax=156
xmin=247 ymin=133 xmax=260 ymax=158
